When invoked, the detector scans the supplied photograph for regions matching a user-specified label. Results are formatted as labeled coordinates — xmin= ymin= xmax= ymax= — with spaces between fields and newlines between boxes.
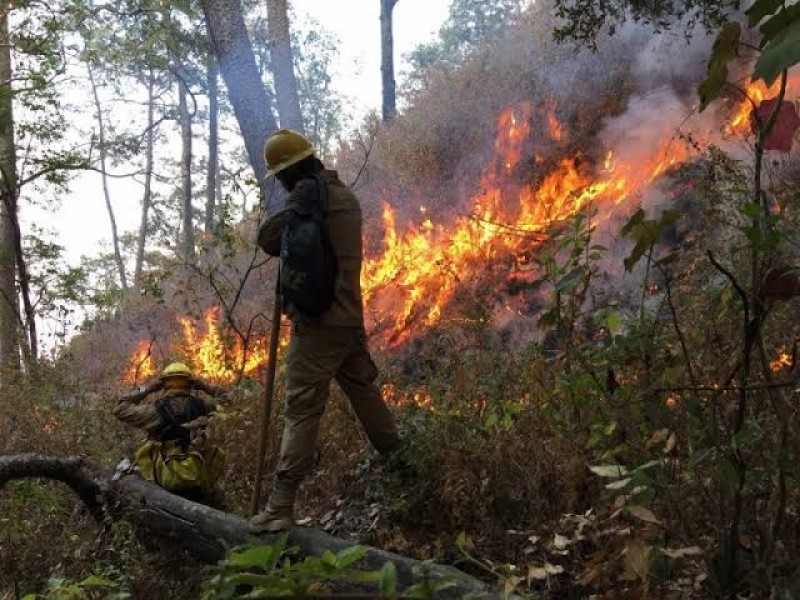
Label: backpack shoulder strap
xmin=155 ymin=398 xmax=190 ymax=449
xmin=313 ymin=173 xmax=329 ymax=218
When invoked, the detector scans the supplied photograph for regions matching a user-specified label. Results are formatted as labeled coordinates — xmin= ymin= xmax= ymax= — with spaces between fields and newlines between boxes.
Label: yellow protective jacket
xmin=257 ymin=169 xmax=365 ymax=329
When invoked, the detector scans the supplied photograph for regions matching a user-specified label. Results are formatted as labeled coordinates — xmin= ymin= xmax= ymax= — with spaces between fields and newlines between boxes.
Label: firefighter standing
xmin=251 ymin=129 xmax=402 ymax=533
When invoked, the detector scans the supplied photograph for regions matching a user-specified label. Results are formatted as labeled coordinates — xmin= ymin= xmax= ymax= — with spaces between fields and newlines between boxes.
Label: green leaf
xmin=746 ymin=0 xmax=783 ymax=27
xmin=380 ymin=562 xmax=398 ymax=598
xmin=336 ymin=546 xmax=367 ymax=569
xmin=455 ymin=531 xmax=472 ymax=551
xmin=620 ymin=209 xmax=645 ymax=237
xmin=78 ymin=575 xmax=116 ymax=588
xmin=321 ymin=550 xmax=338 ymax=567
xmin=655 ymin=252 xmax=680 ymax=267
xmin=759 ymin=4 xmax=800 ymax=43
xmin=605 ymin=311 xmax=622 ymax=335
xmin=555 ymin=266 xmax=587 ymax=293
xmin=741 ymin=201 xmax=763 ymax=219
xmin=754 ymin=18 xmax=800 ymax=86
xmin=225 ymin=545 xmax=275 ymax=569
xmin=589 ymin=464 xmax=629 ymax=478
xmin=699 ymin=21 xmax=741 ymax=110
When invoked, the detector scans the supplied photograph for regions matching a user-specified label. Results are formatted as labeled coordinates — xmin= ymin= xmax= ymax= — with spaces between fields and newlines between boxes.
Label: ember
xmin=770 ymin=350 xmax=792 ymax=373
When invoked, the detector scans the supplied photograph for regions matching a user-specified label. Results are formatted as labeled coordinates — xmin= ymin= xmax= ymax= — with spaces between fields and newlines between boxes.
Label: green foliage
xmin=696 ymin=0 xmax=800 ymax=109
xmin=698 ymin=21 xmax=740 ymax=110
xmin=620 ymin=209 xmax=679 ymax=272
xmin=203 ymin=536 xmax=390 ymax=598
xmin=292 ymin=19 xmax=347 ymax=158
xmin=21 ymin=573 xmax=130 ymax=600
xmin=552 ymin=0 xmax=740 ymax=46
xmin=754 ymin=17 xmax=800 ymax=86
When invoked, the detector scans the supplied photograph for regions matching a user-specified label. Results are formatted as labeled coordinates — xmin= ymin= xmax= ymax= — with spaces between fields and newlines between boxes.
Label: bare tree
xmin=88 ymin=64 xmax=129 ymax=291
xmin=178 ymin=78 xmax=196 ymax=262
xmin=200 ymin=0 xmax=279 ymax=191
xmin=267 ymin=0 xmax=303 ymax=131
xmin=205 ymin=57 xmax=220 ymax=234
xmin=0 ymin=7 xmax=18 ymax=377
xmin=135 ymin=68 xmax=157 ymax=287
xmin=380 ymin=0 xmax=400 ymax=122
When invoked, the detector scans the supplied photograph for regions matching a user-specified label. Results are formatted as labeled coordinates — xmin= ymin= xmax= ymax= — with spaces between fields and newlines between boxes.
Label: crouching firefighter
xmin=114 ymin=362 xmax=229 ymax=505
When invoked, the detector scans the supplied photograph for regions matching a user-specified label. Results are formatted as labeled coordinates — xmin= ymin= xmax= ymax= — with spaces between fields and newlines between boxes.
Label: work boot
xmin=249 ymin=503 xmax=294 ymax=533
xmin=249 ymin=484 xmax=296 ymax=533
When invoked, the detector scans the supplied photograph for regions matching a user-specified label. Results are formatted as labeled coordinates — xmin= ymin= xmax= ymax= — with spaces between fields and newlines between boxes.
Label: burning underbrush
xmin=7 ymin=5 xmax=800 ymax=597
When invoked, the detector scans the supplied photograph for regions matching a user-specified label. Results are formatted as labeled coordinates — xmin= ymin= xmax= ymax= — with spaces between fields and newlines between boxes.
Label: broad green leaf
xmin=589 ymin=464 xmax=629 ymax=478
xmin=759 ymin=4 xmax=800 ymax=43
xmin=699 ymin=21 xmax=741 ymax=110
xmin=351 ymin=571 xmax=383 ymax=582
xmin=336 ymin=545 xmax=367 ymax=569
xmin=380 ymin=562 xmax=398 ymax=597
xmin=224 ymin=573 xmax=276 ymax=587
xmin=225 ymin=545 xmax=274 ymax=569
xmin=746 ymin=0 xmax=783 ymax=26
xmin=321 ymin=550 xmax=338 ymax=567
xmin=78 ymin=576 xmax=117 ymax=588
xmin=620 ymin=209 xmax=645 ymax=237
xmin=754 ymin=18 xmax=800 ymax=86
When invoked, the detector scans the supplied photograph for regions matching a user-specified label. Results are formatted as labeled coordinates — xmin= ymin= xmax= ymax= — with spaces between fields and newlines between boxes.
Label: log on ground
xmin=0 ymin=453 xmax=490 ymax=597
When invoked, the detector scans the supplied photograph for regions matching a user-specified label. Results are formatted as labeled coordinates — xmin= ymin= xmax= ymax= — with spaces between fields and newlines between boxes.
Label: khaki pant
xmin=270 ymin=324 xmax=400 ymax=508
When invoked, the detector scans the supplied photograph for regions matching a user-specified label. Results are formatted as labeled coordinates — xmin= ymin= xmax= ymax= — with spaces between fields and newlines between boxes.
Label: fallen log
xmin=0 ymin=454 xmax=490 ymax=597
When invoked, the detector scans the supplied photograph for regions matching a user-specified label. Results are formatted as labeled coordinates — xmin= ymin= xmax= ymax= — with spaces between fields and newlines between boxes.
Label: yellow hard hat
xmin=264 ymin=129 xmax=315 ymax=177
xmin=161 ymin=362 xmax=192 ymax=379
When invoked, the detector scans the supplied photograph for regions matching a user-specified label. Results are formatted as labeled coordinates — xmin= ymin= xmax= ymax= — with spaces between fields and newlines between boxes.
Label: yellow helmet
xmin=264 ymin=129 xmax=315 ymax=177
xmin=161 ymin=362 xmax=192 ymax=379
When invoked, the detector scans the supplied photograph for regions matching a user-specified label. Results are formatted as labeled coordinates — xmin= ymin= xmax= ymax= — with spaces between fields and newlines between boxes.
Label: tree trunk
xmin=266 ymin=0 xmax=304 ymax=132
xmin=380 ymin=0 xmax=399 ymax=122
xmin=0 ymin=7 xmax=19 ymax=377
xmin=88 ymin=64 xmax=128 ymax=291
xmin=205 ymin=58 xmax=219 ymax=235
xmin=200 ymin=0 xmax=278 ymax=191
xmin=135 ymin=69 xmax=156 ymax=287
xmin=0 ymin=454 xmax=491 ymax=599
xmin=178 ymin=79 xmax=196 ymax=262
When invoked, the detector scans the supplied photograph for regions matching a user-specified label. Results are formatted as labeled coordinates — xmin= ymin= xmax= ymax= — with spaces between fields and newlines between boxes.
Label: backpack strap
xmin=312 ymin=173 xmax=329 ymax=219
xmin=155 ymin=398 xmax=191 ymax=452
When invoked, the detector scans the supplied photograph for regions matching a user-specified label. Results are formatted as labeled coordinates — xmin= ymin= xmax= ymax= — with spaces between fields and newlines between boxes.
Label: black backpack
xmin=279 ymin=174 xmax=338 ymax=318
xmin=154 ymin=395 xmax=207 ymax=451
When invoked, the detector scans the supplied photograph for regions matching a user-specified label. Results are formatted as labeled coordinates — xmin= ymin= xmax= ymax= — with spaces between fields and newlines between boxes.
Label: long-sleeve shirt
xmin=114 ymin=384 xmax=225 ymax=439
xmin=257 ymin=169 xmax=366 ymax=328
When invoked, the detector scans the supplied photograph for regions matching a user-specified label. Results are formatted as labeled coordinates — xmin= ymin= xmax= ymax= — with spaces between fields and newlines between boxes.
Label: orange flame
xmin=122 ymin=308 xmax=277 ymax=384
xmin=770 ymin=350 xmax=792 ymax=373
xmin=725 ymin=79 xmax=786 ymax=137
xmin=362 ymin=102 xmax=693 ymax=345
xmin=123 ymin=85 xmax=773 ymax=374
xmin=122 ymin=340 xmax=156 ymax=383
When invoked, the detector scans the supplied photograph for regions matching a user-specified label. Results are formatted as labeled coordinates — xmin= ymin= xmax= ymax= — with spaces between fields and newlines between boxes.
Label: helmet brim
xmin=266 ymin=147 xmax=315 ymax=178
